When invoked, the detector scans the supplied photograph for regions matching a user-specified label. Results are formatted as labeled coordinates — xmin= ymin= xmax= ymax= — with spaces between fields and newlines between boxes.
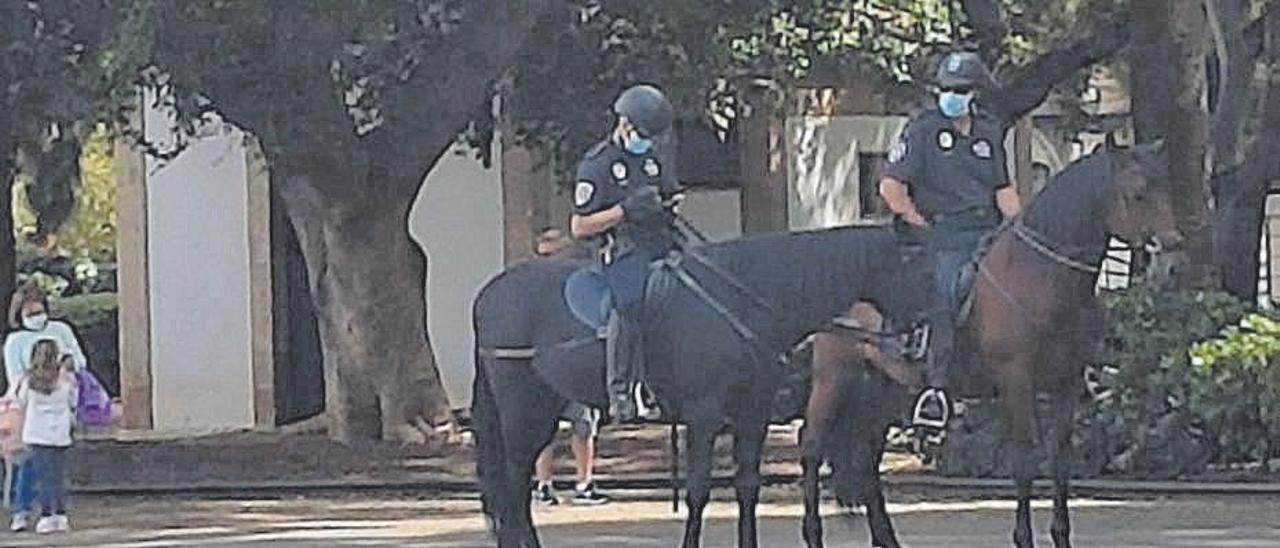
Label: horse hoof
xmin=1014 ymin=530 xmax=1036 ymax=548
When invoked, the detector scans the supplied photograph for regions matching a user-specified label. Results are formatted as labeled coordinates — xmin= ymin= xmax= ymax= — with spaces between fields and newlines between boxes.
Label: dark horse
xmin=472 ymin=221 xmax=931 ymax=547
xmin=799 ymin=143 xmax=1181 ymax=548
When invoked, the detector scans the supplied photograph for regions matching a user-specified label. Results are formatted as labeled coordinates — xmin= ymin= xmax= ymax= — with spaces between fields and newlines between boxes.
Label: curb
xmin=72 ymin=472 xmax=1280 ymax=498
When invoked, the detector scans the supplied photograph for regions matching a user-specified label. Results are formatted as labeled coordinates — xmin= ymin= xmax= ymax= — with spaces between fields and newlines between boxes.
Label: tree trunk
xmin=1207 ymin=0 xmax=1252 ymax=167
xmin=0 ymin=5 xmax=17 ymax=306
xmin=1132 ymin=0 xmax=1218 ymax=290
xmin=276 ymin=168 xmax=451 ymax=443
xmin=0 ymin=132 xmax=15 ymax=306
xmin=1208 ymin=0 xmax=1264 ymax=300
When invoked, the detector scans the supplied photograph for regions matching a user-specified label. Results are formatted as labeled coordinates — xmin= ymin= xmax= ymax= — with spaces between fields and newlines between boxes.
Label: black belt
xmin=928 ymin=208 xmax=998 ymax=224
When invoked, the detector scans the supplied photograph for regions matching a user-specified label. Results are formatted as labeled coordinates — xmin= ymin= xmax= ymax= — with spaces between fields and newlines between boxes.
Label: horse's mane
xmin=1020 ymin=150 xmax=1115 ymax=251
xmin=677 ymin=225 xmax=902 ymax=333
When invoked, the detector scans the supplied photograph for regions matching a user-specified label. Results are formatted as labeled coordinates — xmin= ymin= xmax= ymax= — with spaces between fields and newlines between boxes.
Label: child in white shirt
xmin=15 ymin=340 xmax=78 ymax=534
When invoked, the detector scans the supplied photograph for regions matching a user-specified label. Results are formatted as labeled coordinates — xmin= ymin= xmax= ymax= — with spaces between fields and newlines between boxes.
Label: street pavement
xmin=5 ymin=490 xmax=1279 ymax=547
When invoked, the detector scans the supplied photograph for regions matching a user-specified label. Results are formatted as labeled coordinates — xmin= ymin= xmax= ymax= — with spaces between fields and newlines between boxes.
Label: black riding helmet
xmin=613 ymin=84 xmax=675 ymax=138
xmin=935 ymin=51 xmax=998 ymax=91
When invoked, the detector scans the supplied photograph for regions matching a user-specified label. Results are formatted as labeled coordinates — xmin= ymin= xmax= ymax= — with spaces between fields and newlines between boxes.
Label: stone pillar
xmin=245 ymin=138 xmax=276 ymax=427
xmin=114 ymin=98 xmax=153 ymax=430
xmin=1013 ymin=117 xmax=1036 ymax=198
xmin=739 ymin=87 xmax=788 ymax=234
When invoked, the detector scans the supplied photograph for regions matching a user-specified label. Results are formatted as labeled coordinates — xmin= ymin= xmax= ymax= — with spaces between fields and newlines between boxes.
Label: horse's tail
xmin=471 ymin=345 xmax=507 ymax=535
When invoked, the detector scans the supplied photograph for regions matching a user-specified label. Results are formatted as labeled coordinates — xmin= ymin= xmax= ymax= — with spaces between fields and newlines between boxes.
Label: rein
xmin=976 ymin=217 xmax=1105 ymax=323
xmin=669 ymin=214 xmax=906 ymax=346
xmin=1012 ymin=220 xmax=1101 ymax=275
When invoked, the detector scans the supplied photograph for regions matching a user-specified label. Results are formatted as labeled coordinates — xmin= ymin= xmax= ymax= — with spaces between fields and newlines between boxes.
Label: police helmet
xmin=613 ymin=84 xmax=675 ymax=137
xmin=935 ymin=51 xmax=997 ymax=90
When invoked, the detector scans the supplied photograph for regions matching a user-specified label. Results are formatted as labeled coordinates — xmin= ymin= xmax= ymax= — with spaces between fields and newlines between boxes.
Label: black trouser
xmin=607 ymin=303 xmax=643 ymax=403
xmin=924 ymin=216 xmax=997 ymax=389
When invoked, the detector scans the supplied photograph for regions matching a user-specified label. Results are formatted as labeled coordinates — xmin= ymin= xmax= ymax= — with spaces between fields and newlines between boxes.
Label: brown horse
xmin=800 ymin=142 xmax=1180 ymax=548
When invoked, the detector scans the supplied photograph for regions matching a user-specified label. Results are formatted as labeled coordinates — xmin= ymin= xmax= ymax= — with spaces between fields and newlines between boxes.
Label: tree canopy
xmin=2 ymin=0 xmax=1277 ymax=438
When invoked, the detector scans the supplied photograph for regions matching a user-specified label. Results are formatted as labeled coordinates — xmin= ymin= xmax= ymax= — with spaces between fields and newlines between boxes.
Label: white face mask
xmin=22 ymin=313 xmax=49 ymax=331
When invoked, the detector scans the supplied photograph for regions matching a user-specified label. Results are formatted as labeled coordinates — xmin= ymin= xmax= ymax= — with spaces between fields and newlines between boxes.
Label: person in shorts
xmin=532 ymin=401 xmax=609 ymax=506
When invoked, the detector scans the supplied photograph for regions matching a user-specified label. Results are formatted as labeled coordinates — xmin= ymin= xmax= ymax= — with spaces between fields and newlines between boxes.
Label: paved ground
xmin=6 ymin=490 xmax=1279 ymax=547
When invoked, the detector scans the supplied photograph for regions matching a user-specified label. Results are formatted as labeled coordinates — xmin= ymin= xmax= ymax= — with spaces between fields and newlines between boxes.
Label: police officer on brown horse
xmin=879 ymin=51 xmax=1023 ymax=431
xmin=570 ymin=84 xmax=682 ymax=423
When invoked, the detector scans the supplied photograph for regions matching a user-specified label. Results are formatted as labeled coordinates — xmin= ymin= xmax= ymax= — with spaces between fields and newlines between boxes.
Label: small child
xmin=14 ymin=340 xmax=78 ymax=534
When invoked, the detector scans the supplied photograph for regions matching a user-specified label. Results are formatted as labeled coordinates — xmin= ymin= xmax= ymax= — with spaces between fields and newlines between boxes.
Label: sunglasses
xmin=939 ymin=86 xmax=974 ymax=94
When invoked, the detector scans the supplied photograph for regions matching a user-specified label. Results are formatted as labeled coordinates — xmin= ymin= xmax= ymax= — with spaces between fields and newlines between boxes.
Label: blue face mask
xmin=938 ymin=91 xmax=973 ymax=119
xmin=624 ymin=131 xmax=654 ymax=155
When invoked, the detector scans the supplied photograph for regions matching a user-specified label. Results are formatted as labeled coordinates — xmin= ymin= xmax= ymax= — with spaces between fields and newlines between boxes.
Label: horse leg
xmin=1049 ymin=392 xmax=1078 ymax=548
xmin=681 ymin=404 xmax=722 ymax=548
xmin=491 ymin=367 xmax=561 ymax=548
xmin=732 ymin=410 xmax=768 ymax=548
xmin=862 ymin=429 xmax=900 ymax=548
xmin=801 ymin=333 xmax=854 ymax=548
xmin=999 ymin=360 xmax=1039 ymax=548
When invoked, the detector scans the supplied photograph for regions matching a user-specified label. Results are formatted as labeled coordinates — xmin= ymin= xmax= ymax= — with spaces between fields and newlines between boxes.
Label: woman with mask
xmin=3 ymin=283 xmax=86 ymax=532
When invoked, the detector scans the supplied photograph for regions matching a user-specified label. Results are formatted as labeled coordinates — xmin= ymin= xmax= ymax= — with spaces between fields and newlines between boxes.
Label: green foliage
xmin=1190 ymin=313 xmax=1280 ymax=463
xmin=1097 ymin=284 xmax=1280 ymax=467
xmin=13 ymin=127 xmax=117 ymax=261
xmin=505 ymin=0 xmax=1126 ymax=186
xmin=23 ymin=271 xmax=71 ymax=299
xmin=50 ymin=292 xmax=117 ymax=331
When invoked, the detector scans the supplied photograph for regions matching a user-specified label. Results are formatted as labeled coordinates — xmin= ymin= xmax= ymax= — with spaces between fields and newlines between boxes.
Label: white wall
xmin=409 ymin=147 xmax=504 ymax=410
xmin=787 ymin=115 xmax=907 ymax=230
xmin=143 ymin=102 xmax=257 ymax=431
xmin=680 ymin=189 xmax=742 ymax=242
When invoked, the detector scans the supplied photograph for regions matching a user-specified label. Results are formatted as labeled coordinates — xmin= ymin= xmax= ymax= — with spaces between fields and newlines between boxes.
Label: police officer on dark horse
xmin=569 ymin=84 xmax=682 ymax=423
xmin=880 ymin=51 xmax=1024 ymax=433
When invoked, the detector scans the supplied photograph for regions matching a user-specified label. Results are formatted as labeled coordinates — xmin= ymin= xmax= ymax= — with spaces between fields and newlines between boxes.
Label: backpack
xmin=75 ymin=369 xmax=112 ymax=427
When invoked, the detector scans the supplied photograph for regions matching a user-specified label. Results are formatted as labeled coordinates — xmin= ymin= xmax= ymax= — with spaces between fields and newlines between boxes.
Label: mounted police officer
xmin=879 ymin=51 xmax=1023 ymax=431
xmin=570 ymin=84 xmax=682 ymax=423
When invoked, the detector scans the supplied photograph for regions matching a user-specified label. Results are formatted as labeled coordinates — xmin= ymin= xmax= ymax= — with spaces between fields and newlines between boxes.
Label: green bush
xmin=1190 ymin=314 xmax=1280 ymax=464
xmin=50 ymin=292 xmax=118 ymax=330
xmin=1094 ymin=284 xmax=1253 ymax=473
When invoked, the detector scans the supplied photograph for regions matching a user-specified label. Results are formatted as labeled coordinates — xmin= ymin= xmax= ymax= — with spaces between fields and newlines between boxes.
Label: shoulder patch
xmin=574 ymin=181 xmax=595 ymax=207
xmin=888 ymin=141 xmax=907 ymax=163
xmin=938 ymin=130 xmax=955 ymax=151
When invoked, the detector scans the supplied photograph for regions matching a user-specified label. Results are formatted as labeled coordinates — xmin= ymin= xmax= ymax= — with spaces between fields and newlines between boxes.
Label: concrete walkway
xmin=6 ymin=490 xmax=1279 ymax=547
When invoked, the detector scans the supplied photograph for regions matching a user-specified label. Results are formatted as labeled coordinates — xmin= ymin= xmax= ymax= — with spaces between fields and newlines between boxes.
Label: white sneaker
xmin=35 ymin=516 xmax=58 ymax=534
xmin=9 ymin=512 xmax=31 ymax=532
xmin=53 ymin=515 xmax=70 ymax=533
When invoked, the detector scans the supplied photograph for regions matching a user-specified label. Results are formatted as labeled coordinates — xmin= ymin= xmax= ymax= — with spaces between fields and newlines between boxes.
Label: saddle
xmin=564 ymin=266 xmax=613 ymax=331
xmin=951 ymin=224 xmax=1007 ymax=325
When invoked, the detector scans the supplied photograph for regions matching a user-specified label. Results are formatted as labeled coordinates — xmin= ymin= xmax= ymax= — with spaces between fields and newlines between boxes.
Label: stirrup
xmin=634 ymin=383 xmax=660 ymax=421
xmin=912 ymin=388 xmax=951 ymax=431
xmin=904 ymin=322 xmax=930 ymax=361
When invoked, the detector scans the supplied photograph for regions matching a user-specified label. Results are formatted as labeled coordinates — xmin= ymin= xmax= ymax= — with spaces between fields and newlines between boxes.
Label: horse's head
xmin=1104 ymin=139 xmax=1184 ymax=251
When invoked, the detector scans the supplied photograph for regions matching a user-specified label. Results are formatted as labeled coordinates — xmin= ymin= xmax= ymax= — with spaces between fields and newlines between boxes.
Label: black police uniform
xmin=574 ymin=139 xmax=682 ymax=305
xmin=884 ymin=107 xmax=1010 ymax=401
xmin=574 ymin=138 xmax=680 ymax=420
xmin=885 ymin=107 xmax=1010 ymax=308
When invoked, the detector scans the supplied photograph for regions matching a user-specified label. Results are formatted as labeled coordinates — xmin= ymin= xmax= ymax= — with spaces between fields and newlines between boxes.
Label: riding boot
xmin=912 ymin=305 xmax=953 ymax=432
xmin=606 ymin=306 xmax=641 ymax=423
